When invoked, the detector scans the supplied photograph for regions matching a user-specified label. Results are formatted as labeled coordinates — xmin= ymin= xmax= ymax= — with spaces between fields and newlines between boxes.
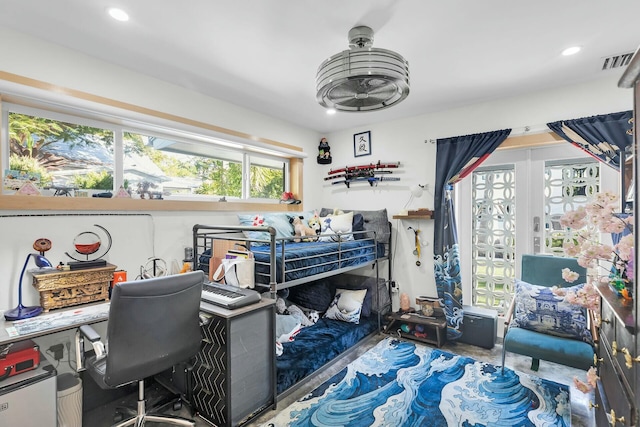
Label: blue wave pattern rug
xmin=262 ymin=338 xmax=570 ymax=427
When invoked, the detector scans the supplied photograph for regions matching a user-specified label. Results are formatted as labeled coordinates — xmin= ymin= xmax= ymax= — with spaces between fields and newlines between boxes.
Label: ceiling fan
xmin=316 ymin=25 xmax=410 ymax=112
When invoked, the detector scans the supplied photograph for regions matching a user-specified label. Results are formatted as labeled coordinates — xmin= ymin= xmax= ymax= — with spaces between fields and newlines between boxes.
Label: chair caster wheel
xmin=114 ymin=412 xmax=124 ymax=422
xmin=173 ymin=401 xmax=183 ymax=411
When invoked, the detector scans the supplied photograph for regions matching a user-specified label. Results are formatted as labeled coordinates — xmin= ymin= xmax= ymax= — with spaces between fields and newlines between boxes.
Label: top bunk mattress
xmin=252 ymin=238 xmax=385 ymax=284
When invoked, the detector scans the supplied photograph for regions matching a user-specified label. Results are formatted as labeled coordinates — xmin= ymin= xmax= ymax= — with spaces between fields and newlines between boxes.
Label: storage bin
xmin=57 ymin=373 xmax=83 ymax=427
xmin=458 ymin=305 xmax=498 ymax=349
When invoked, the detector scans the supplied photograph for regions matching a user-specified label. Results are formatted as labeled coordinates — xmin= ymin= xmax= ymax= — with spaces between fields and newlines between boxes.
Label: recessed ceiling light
xmin=107 ymin=7 xmax=129 ymax=22
xmin=326 ymin=108 xmax=337 ymax=115
xmin=561 ymin=46 xmax=581 ymax=56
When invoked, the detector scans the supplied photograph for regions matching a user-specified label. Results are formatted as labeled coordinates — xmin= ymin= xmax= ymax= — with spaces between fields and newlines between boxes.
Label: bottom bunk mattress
xmin=252 ymin=239 xmax=385 ymax=285
xmin=276 ymin=315 xmax=379 ymax=395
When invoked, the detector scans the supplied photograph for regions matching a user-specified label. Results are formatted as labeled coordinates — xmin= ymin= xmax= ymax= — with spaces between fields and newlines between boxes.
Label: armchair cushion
xmin=512 ymin=279 xmax=593 ymax=344
xmin=504 ymin=327 xmax=595 ymax=371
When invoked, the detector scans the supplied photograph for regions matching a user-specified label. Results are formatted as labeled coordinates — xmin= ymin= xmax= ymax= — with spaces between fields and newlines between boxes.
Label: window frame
xmin=0 ymin=95 xmax=302 ymax=212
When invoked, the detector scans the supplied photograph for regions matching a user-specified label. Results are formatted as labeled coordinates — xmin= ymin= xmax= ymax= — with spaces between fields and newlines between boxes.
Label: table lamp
xmin=4 ymin=253 xmax=52 ymax=321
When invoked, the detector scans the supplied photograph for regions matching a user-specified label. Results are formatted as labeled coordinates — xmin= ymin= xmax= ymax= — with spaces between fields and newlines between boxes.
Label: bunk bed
xmin=192 ymin=210 xmax=392 ymax=397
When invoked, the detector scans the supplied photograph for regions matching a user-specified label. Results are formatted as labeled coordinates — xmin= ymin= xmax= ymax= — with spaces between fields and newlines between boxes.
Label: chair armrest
xmin=76 ymin=325 xmax=107 ymax=359
xmin=503 ymin=297 xmax=516 ymax=328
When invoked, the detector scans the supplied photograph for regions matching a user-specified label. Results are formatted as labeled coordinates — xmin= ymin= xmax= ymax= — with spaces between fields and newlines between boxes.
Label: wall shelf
xmin=392 ymin=215 xmax=432 ymax=220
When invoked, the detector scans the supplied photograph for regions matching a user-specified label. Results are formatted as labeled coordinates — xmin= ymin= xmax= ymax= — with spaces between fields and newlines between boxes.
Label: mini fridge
xmin=0 ymin=352 xmax=57 ymax=427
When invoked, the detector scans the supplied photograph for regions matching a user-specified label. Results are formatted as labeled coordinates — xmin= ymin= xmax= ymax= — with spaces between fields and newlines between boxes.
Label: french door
xmin=457 ymin=143 xmax=618 ymax=316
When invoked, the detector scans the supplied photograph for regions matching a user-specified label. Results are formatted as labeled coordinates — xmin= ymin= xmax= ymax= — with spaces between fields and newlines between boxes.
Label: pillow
xmin=319 ymin=208 xmax=389 ymax=242
xmin=318 ymin=211 xmax=354 ymax=242
xmin=512 ymin=279 xmax=593 ymax=344
xmin=287 ymin=280 xmax=334 ymax=312
xmin=352 ymin=213 xmax=365 ymax=240
xmin=237 ymin=213 xmax=295 ymax=243
xmin=324 ymin=288 xmax=367 ymax=324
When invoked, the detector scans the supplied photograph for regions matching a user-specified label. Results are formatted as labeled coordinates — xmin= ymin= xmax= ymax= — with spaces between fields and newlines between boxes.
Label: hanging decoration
xmin=317 ymin=137 xmax=332 ymax=164
xmin=408 ymin=226 xmax=421 ymax=266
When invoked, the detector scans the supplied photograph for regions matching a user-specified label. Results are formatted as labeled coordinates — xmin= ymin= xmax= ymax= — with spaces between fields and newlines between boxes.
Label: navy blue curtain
xmin=434 ymin=129 xmax=511 ymax=340
xmin=547 ymin=111 xmax=633 ymax=171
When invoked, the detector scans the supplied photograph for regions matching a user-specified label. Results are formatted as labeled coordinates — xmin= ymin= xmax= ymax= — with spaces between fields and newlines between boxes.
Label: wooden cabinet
xmin=192 ymin=299 xmax=276 ymax=427
xmin=31 ymin=264 xmax=115 ymax=311
xmin=594 ymin=51 xmax=640 ymax=427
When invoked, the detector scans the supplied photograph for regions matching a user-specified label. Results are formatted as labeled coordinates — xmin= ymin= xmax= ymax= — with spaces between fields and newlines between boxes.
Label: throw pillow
xmin=318 ymin=211 xmax=354 ymax=242
xmin=324 ymin=288 xmax=367 ymax=324
xmin=352 ymin=213 xmax=365 ymax=240
xmin=237 ymin=213 xmax=295 ymax=243
xmin=512 ymin=279 xmax=593 ymax=344
xmin=287 ymin=280 xmax=334 ymax=313
xmin=319 ymin=208 xmax=389 ymax=242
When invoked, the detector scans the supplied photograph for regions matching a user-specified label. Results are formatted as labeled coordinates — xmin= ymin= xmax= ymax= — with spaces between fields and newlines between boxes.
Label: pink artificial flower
xmin=562 ymin=268 xmax=580 ymax=283
xmin=573 ymin=377 xmax=592 ymax=393
xmin=586 ymin=367 xmax=599 ymax=388
xmin=560 ymin=207 xmax=587 ymax=229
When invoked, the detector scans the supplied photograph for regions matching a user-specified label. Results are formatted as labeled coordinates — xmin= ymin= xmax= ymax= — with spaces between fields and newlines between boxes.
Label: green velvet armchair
xmin=501 ymin=254 xmax=597 ymax=372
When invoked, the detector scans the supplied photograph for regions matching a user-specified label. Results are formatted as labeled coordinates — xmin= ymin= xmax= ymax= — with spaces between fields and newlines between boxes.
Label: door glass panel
xmin=544 ymin=160 xmax=600 ymax=256
xmin=470 ymin=159 xmax=601 ymax=314
xmin=471 ymin=166 xmax=516 ymax=314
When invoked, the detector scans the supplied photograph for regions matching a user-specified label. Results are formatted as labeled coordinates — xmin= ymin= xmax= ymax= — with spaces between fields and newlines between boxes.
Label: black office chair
xmin=78 ymin=270 xmax=204 ymax=427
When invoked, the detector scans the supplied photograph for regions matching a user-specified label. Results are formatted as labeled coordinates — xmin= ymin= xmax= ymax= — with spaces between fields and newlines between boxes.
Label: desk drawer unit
xmin=193 ymin=301 xmax=275 ymax=427
xmin=458 ymin=305 xmax=498 ymax=349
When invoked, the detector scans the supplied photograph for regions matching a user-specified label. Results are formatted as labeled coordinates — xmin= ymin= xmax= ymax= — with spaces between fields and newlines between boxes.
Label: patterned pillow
xmin=324 ymin=288 xmax=367 ymax=324
xmin=512 ymin=279 xmax=593 ymax=344
xmin=318 ymin=211 xmax=354 ymax=242
xmin=237 ymin=213 xmax=295 ymax=243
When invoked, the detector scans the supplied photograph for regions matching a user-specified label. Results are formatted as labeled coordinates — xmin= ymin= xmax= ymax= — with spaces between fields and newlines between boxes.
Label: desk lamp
xmin=4 ymin=253 xmax=52 ymax=321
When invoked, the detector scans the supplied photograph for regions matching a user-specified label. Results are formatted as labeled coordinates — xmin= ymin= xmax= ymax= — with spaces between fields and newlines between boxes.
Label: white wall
xmin=0 ymin=26 xmax=634 ymax=347
xmin=322 ymin=73 xmax=634 ymax=310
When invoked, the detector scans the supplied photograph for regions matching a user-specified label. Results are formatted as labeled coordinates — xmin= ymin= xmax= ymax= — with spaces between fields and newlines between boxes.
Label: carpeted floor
xmin=83 ymin=333 xmax=595 ymax=426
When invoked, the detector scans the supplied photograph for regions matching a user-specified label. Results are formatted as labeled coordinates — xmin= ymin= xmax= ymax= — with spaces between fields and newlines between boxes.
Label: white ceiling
xmin=2 ymin=0 xmax=640 ymax=134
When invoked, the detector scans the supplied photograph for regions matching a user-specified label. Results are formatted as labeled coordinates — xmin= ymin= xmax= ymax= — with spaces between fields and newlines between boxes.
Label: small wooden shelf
xmin=392 ymin=215 xmax=432 ymax=220
xmin=384 ymin=312 xmax=447 ymax=347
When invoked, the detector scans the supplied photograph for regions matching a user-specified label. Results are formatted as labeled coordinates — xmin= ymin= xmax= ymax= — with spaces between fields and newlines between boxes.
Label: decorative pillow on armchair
xmin=512 ymin=279 xmax=593 ymax=344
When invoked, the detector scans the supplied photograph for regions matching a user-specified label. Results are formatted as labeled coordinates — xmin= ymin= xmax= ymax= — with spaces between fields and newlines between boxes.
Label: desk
xmin=0 ymin=302 xmax=110 ymax=346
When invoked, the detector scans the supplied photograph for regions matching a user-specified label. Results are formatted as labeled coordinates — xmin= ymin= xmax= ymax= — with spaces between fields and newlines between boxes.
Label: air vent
xmin=602 ymin=52 xmax=634 ymax=71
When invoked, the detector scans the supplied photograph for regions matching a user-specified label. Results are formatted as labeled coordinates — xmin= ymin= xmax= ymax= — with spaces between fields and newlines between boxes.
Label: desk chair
xmin=78 ymin=270 xmax=204 ymax=427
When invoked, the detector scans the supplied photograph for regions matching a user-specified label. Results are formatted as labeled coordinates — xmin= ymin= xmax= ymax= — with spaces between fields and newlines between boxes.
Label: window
xmin=3 ymin=103 xmax=289 ymax=201
xmin=7 ymin=111 xmax=115 ymax=191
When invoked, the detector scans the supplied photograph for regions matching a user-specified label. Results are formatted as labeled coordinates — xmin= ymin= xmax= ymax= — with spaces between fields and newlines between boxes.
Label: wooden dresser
xmin=594 ymin=47 xmax=640 ymax=427
xmin=595 ymin=285 xmax=637 ymax=426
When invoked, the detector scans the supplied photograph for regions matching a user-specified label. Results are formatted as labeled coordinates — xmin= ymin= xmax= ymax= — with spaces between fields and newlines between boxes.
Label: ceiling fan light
xmin=316 ymin=26 xmax=410 ymax=112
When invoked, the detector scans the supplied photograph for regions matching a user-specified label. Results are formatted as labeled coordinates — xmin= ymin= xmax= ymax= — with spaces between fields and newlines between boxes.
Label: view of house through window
xmin=5 ymin=108 xmax=287 ymax=200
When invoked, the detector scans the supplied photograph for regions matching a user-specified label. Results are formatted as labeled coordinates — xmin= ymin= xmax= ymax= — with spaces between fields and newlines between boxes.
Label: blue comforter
xmin=276 ymin=315 xmax=378 ymax=394
xmin=251 ymin=239 xmax=382 ymax=284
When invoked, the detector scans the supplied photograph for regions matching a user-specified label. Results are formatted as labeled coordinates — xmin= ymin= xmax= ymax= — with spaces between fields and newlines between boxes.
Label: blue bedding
xmin=251 ymin=239 xmax=383 ymax=284
xmin=276 ymin=315 xmax=378 ymax=394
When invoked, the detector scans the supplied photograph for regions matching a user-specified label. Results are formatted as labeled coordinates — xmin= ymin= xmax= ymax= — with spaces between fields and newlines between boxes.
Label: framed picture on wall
xmin=354 ymin=131 xmax=371 ymax=157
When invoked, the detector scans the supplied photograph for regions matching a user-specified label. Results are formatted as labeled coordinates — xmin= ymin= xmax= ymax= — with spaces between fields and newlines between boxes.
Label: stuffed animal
xmin=290 ymin=215 xmax=319 ymax=242
xmin=308 ymin=212 xmax=321 ymax=234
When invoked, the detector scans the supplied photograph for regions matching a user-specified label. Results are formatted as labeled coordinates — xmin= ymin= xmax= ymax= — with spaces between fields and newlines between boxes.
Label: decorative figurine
xmin=317 ymin=137 xmax=332 ymax=164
